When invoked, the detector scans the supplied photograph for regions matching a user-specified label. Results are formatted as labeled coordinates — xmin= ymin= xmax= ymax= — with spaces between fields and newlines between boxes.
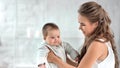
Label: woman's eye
xmin=81 ymin=23 xmax=85 ymax=26
xmin=82 ymin=24 xmax=85 ymax=26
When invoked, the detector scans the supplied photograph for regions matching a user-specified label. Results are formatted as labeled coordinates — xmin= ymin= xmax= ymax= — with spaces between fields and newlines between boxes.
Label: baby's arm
xmin=37 ymin=46 xmax=49 ymax=68
xmin=63 ymin=42 xmax=80 ymax=62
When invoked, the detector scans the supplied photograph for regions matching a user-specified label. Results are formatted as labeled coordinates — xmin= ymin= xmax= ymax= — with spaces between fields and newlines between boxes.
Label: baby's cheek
xmin=59 ymin=40 xmax=62 ymax=44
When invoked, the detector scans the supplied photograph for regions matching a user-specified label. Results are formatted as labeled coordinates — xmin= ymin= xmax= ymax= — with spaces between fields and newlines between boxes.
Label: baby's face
xmin=45 ymin=29 xmax=61 ymax=46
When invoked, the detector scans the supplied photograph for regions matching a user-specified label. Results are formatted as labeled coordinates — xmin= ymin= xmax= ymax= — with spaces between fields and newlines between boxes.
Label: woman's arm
xmin=77 ymin=41 xmax=106 ymax=68
xmin=48 ymin=41 xmax=106 ymax=68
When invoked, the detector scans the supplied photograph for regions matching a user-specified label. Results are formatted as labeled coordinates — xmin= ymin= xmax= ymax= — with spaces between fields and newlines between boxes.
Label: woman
xmin=47 ymin=1 xmax=119 ymax=68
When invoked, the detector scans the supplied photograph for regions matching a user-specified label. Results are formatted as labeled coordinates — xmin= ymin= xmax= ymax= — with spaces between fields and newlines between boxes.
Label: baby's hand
xmin=75 ymin=57 xmax=79 ymax=62
xmin=38 ymin=63 xmax=46 ymax=68
xmin=75 ymin=55 xmax=80 ymax=62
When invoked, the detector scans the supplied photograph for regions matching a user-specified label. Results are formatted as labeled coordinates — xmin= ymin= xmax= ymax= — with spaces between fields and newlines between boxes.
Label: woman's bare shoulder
xmin=77 ymin=41 xmax=107 ymax=67
xmin=91 ymin=40 xmax=106 ymax=47
xmin=87 ymin=40 xmax=107 ymax=57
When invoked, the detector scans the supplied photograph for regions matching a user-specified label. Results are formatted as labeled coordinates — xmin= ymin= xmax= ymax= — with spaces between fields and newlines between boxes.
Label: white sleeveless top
xmin=92 ymin=41 xmax=115 ymax=68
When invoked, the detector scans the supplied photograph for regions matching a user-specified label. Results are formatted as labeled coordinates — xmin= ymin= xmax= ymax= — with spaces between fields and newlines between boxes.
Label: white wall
xmin=0 ymin=0 xmax=120 ymax=68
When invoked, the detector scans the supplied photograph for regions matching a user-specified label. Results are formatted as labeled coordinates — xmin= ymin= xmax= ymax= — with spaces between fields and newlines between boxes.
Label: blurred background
xmin=0 ymin=0 xmax=120 ymax=68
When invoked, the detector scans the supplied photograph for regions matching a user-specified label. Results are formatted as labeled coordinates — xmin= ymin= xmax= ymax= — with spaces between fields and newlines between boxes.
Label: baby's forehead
xmin=47 ymin=29 xmax=60 ymax=34
xmin=46 ymin=26 xmax=59 ymax=31
xmin=47 ymin=29 xmax=60 ymax=33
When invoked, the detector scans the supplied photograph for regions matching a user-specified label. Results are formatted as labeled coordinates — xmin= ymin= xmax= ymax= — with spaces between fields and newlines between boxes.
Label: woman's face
xmin=78 ymin=15 xmax=98 ymax=37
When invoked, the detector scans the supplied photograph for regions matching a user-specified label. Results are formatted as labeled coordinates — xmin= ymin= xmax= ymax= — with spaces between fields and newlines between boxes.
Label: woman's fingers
xmin=47 ymin=51 xmax=55 ymax=63
xmin=46 ymin=45 xmax=61 ymax=63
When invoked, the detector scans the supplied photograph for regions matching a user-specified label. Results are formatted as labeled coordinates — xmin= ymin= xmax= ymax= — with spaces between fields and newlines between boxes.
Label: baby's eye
xmin=57 ymin=36 xmax=60 ymax=38
xmin=51 ymin=37 xmax=55 ymax=39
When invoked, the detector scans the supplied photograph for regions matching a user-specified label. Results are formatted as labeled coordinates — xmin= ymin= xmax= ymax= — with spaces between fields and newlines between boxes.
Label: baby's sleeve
xmin=63 ymin=42 xmax=79 ymax=60
xmin=37 ymin=46 xmax=49 ymax=67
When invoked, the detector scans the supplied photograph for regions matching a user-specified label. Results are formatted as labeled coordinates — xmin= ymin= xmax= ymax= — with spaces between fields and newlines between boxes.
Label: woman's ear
xmin=94 ymin=21 xmax=98 ymax=28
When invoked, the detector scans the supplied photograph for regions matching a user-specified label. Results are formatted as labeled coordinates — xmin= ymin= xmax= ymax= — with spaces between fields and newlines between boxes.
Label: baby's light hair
xmin=42 ymin=23 xmax=59 ymax=39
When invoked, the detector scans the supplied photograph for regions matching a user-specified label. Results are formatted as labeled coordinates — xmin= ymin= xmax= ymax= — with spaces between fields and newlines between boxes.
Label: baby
xmin=37 ymin=23 xmax=79 ymax=68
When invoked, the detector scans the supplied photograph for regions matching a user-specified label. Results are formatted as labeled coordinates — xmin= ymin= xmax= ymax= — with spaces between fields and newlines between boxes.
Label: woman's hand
xmin=47 ymin=50 xmax=57 ymax=63
xmin=47 ymin=49 xmax=75 ymax=68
